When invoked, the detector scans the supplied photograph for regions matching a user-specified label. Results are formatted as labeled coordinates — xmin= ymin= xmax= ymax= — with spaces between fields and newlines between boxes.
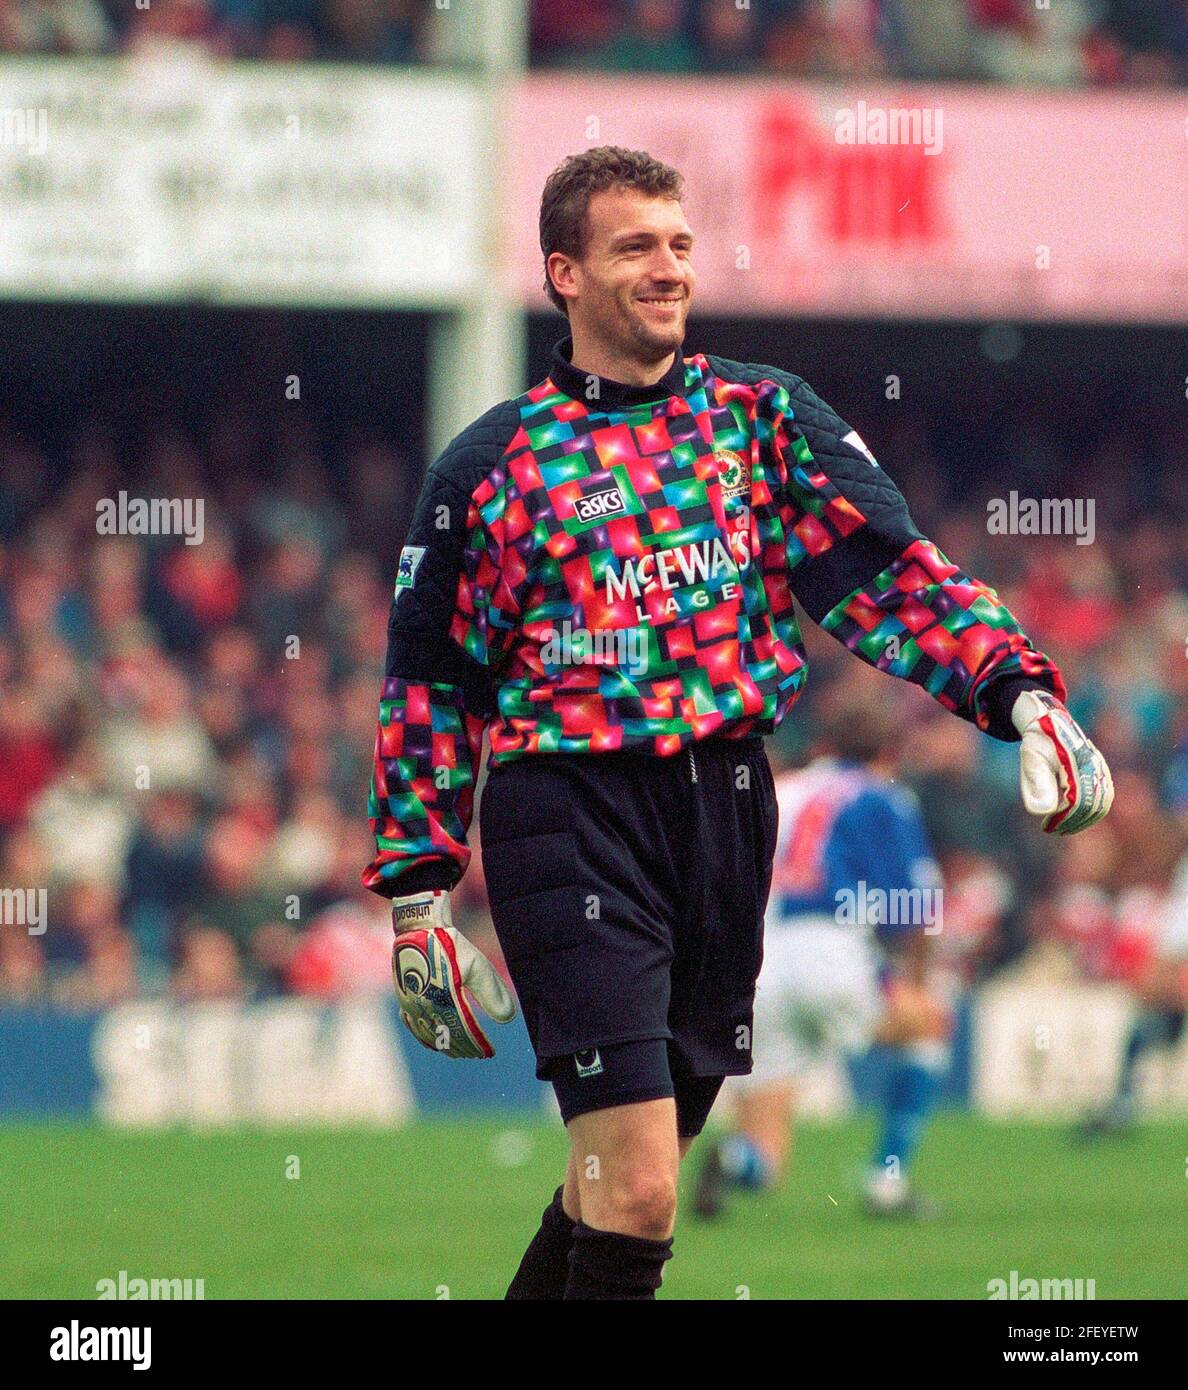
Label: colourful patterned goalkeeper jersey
xmin=363 ymin=336 xmax=1064 ymax=898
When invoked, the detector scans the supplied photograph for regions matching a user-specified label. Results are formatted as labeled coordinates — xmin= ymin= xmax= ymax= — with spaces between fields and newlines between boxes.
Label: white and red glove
xmin=1012 ymin=690 xmax=1114 ymax=835
xmin=390 ymin=889 xmax=516 ymax=1059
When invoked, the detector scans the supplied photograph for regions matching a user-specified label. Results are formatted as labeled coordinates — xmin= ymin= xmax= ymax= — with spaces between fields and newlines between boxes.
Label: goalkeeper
xmin=362 ymin=146 xmax=1113 ymax=1301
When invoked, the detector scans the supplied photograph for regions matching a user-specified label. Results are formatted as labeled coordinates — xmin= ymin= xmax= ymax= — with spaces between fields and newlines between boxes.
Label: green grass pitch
xmin=2 ymin=1114 xmax=1183 ymax=1299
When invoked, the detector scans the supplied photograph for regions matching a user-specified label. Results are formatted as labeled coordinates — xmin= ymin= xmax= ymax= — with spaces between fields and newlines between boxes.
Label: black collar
xmin=549 ymin=335 xmax=687 ymax=412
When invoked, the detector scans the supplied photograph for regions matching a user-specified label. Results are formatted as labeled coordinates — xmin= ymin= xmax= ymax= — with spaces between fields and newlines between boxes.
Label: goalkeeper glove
xmin=390 ymin=889 xmax=516 ymax=1059
xmin=1011 ymin=690 xmax=1114 ymax=835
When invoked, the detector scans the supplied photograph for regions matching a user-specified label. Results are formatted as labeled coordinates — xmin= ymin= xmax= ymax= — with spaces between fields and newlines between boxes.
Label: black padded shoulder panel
xmin=703 ymin=355 xmax=924 ymax=620
xmin=384 ymin=398 xmax=522 ymax=708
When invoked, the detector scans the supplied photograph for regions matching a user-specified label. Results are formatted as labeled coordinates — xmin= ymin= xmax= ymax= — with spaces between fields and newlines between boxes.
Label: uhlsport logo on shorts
xmin=575 ymin=1047 xmax=604 ymax=1078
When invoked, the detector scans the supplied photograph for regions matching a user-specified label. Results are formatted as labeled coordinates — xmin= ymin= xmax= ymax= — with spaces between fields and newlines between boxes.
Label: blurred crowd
xmin=0 ymin=387 xmax=1185 ymax=1010
xmin=532 ymin=0 xmax=1188 ymax=86
xmin=0 ymin=416 xmax=427 ymax=1006
xmin=0 ymin=0 xmax=430 ymax=62
xmin=2 ymin=0 xmax=1185 ymax=86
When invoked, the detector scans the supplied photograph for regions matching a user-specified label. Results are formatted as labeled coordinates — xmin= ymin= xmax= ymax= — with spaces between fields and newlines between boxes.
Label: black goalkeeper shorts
xmin=480 ymin=734 xmax=778 ymax=1134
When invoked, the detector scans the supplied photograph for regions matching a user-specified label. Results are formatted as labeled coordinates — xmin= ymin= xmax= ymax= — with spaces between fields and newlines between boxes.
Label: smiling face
xmin=549 ymin=185 xmax=696 ymax=366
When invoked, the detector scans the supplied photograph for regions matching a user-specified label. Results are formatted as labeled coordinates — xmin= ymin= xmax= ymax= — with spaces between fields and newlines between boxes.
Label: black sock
xmin=505 ymin=1186 xmax=577 ymax=1300
xmin=564 ymin=1221 xmax=673 ymax=1300
xmin=1116 ymin=1010 xmax=1175 ymax=1103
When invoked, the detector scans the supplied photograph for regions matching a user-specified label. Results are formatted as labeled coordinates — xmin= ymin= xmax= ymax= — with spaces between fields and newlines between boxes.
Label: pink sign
xmin=506 ymin=75 xmax=1188 ymax=323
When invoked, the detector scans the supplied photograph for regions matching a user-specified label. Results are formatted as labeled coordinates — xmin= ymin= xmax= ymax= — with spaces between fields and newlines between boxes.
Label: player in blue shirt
xmin=693 ymin=692 xmax=950 ymax=1219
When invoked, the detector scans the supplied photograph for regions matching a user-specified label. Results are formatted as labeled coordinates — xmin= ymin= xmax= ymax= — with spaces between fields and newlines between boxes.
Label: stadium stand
xmin=2 ymin=1 xmax=1185 ymax=84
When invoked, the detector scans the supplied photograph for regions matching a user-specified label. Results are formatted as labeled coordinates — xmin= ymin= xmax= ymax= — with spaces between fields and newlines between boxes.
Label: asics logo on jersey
xmin=575 ymin=486 xmax=627 ymax=523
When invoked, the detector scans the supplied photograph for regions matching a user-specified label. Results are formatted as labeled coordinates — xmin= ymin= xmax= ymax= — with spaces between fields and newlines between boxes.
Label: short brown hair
xmin=819 ymin=692 xmax=900 ymax=765
xmin=539 ymin=146 xmax=684 ymax=316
